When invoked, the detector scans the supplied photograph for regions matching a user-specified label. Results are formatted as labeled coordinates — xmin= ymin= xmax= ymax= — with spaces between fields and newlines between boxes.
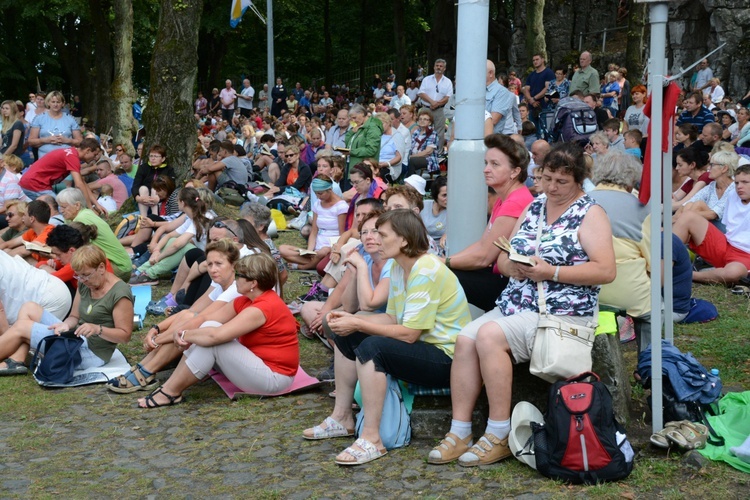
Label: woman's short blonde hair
xmin=234 ymin=253 xmax=278 ymax=292
xmin=45 ymin=90 xmax=66 ymax=107
xmin=589 ymin=131 xmax=609 ymax=148
xmin=70 ymin=245 xmax=107 ymax=273
xmin=206 ymin=238 xmax=241 ymax=264
xmin=2 ymin=154 xmax=24 ymax=174
xmin=5 ymin=200 xmax=27 ymax=215
xmin=710 ymin=150 xmax=740 ymax=177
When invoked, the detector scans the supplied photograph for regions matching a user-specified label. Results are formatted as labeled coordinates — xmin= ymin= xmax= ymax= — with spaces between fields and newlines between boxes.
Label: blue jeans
xmin=22 ymin=188 xmax=56 ymax=201
xmin=329 ymin=330 xmax=453 ymax=388
xmin=30 ymin=310 xmax=105 ymax=370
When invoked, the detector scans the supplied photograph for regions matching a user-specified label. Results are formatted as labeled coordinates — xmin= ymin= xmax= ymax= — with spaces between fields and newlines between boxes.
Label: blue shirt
xmin=676 ymin=106 xmax=715 ymax=133
xmin=486 ymin=81 xmax=516 ymax=134
xmin=525 ymin=68 xmax=555 ymax=99
xmin=31 ymin=113 xmax=80 ymax=158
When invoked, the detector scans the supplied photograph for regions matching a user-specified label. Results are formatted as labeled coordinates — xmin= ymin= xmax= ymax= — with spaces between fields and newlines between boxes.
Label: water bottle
xmin=710 ymin=368 xmax=719 ymax=377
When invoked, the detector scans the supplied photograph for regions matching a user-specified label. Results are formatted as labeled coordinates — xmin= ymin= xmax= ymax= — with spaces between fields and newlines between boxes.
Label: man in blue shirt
xmin=522 ymin=53 xmax=555 ymax=133
xmin=486 ymin=60 xmax=517 ymax=134
xmin=676 ymin=91 xmax=716 ymax=133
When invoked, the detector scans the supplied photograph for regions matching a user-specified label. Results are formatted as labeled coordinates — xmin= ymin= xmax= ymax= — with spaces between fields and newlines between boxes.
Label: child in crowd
xmin=603 ymin=118 xmax=625 ymax=151
xmin=97 ymin=184 xmax=117 ymax=213
xmin=623 ymin=129 xmax=643 ymax=159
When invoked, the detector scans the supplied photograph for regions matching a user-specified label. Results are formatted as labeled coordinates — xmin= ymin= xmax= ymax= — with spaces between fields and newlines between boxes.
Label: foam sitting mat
xmin=210 ymin=366 xmax=322 ymax=400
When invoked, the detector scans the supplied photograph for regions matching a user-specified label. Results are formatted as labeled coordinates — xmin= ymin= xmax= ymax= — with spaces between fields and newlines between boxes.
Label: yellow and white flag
xmin=230 ymin=0 xmax=253 ymax=28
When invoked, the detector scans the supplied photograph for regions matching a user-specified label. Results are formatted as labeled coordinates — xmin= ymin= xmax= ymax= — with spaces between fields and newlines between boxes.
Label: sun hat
xmin=509 ymin=401 xmax=545 ymax=469
xmin=404 ymin=174 xmax=426 ymax=195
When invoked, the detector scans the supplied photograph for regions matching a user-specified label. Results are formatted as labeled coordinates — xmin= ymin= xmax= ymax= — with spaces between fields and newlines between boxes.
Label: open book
xmin=298 ymin=249 xmax=317 ymax=256
xmin=493 ymin=236 xmax=535 ymax=266
xmin=24 ymin=241 xmax=53 ymax=255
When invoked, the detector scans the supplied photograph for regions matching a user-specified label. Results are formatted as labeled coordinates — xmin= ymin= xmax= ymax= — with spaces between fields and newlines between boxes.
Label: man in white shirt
xmin=258 ymin=84 xmax=269 ymax=112
xmin=390 ymin=85 xmax=412 ymax=111
xmin=418 ymin=59 xmax=453 ymax=150
xmin=237 ymin=78 xmax=255 ymax=117
xmin=219 ymin=79 xmax=237 ymax=123
xmin=373 ymin=82 xmax=386 ymax=100
xmin=693 ymin=59 xmax=714 ymax=96
xmin=388 ymin=108 xmax=411 ymax=169
xmin=324 ymin=109 xmax=351 ymax=153
xmin=405 ymin=80 xmax=420 ymax=102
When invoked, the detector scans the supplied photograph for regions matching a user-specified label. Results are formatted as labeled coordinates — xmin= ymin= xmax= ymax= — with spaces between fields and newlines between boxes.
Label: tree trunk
xmin=323 ymin=0 xmax=332 ymax=88
xmin=89 ymin=0 xmax=114 ymax=136
xmin=625 ymin=1 xmax=647 ymax=85
xmin=111 ymin=0 xmax=138 ymax=152
xmin=142 ymin=0 xmax=204 ymax=182
xmin=393 ymin=0 xmax=407 ymax=86
xmin=526 ymin=0 xmax=547 ymax=60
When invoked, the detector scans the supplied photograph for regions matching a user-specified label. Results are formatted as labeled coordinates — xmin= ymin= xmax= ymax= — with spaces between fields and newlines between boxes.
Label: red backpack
xmin=532 ymin=372 xmax=634 ymax=484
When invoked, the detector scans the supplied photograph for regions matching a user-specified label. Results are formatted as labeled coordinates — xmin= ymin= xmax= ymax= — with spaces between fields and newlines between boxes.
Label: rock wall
xmin=505 ymin=0 xmax=750 ymax=96
xmin=668 ymin=0 xmax=750 ymax=97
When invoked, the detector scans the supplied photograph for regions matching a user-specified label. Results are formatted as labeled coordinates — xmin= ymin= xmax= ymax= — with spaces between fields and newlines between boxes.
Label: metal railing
xmin=578 ymin=26 xmax=628 ymax=54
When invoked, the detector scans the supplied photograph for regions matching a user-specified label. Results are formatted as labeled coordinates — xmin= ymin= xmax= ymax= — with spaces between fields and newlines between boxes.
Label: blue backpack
xmin=354 ymin=374 xmax=412 ymax=450
xmin=30 ymin=334 xmax=83 ymax=386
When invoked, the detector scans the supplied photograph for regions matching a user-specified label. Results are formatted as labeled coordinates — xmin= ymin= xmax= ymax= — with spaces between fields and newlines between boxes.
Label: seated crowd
xmin=1 ymin=53 xmax=749 ymax=469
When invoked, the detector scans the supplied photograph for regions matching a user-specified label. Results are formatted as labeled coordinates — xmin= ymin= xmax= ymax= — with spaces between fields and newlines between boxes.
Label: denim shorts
xmin=30 ymin=310 xmax=105 ymax=370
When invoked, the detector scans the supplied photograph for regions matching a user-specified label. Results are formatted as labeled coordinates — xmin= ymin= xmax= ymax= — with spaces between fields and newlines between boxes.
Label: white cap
xmin=404 ymin=174 xmax=426 ymax=195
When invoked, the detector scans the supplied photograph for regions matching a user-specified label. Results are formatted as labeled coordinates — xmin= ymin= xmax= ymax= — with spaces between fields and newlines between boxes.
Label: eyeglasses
xmin=709 ymin=163 xmax=726 ymax=169
xmin=235 ymin=272 xmax=253 ymax=281
xmin=213 ymin=220 xmax=238 ymax=238
xmin=284 ymin=153 xmax=296 ymax=158
xmin=74 ymin=270 xmax=96 ymax=282
xmin=6 ymin=212 xmax=15 ymax=219
xmin=350 ymin=178 xmax=364 ymax=186
xmin=360 ymin=229 xmax=379 ymax=236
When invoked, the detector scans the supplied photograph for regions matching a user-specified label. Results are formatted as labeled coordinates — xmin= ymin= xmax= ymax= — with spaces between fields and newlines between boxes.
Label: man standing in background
xmin=418 ymin=59 xmax=453 ymax=151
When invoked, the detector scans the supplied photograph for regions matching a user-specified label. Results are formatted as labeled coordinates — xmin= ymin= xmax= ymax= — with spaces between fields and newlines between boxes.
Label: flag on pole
xmin=230 ymin=0 xmax=253 ymax=28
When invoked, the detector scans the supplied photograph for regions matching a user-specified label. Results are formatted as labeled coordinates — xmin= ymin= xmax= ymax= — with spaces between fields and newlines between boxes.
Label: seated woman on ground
xmin=300 ymin=208 xmax=389 ymax=343
xmin=304 ymin=210 xmax=471 ymax=465
xmin=428 ymin=143 xmax=615 ymax=467
xmin=0 ymin=245 xmax=133 ymax=376
xmin=672 ymin=160 xmax=750 ymax=285
xmin=342 ymin=158 xmax=388 ymax=203
xmin=130 ymin=187 xmax=212 ymax=286
xmin=672 ymin=148 xmax=710 ymax=205
xmin=673 ymin=150 xmax=738 ymax=231
xmin=160 ymin=218 xmax=274 ymax=315
xmin=56 ymin=188 xmax=133 ymax=282
xmin=108 ymin=239 xmax=244 ymax=393
xmin=344 ymin=163 xmax=385 ymax=231
xmin=266 ymin=142 xmax=312 ymax=196
xmin=131 ymin=144 xmax=176 ymax=219
xmin=279 ymin=177 xmax=348 ymax=270
xmin=138 ymin=253 xmax=298 ymax=407
xmin=408 ymin=109 xmax=439 ymax=176
xmin=0 ymin=200 xmax=27 ymax=242
xmin=121 ymin=175 xmax=180 ymax=253
xmin=37 ymin=222 xmax=106 ymax=295
xmin=438 ymin=150 xmax=524 ymax=303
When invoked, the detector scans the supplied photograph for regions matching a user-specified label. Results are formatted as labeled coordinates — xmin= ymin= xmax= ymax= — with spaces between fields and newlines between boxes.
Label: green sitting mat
xmin=698 ymin=391 xmax=750 ymax=474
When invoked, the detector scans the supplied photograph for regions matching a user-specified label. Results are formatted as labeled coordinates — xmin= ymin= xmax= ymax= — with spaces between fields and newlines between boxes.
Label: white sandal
xmin=302 ymin=416 xmax=354 ymax=440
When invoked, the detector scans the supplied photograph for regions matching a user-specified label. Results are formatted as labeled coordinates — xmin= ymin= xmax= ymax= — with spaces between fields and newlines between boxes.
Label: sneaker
xmin=146 ymin=297 xmax=169 ymax=316
xmin=298 ymin=282 xmax=327 ymax=302
xmin=618 ymin=316 xmax=636 ymax=344
xmin=129 ymin=273 xmax=158 ymax=286
xmin=287 ymin=299 xmax=304 ymax=315
xmin=316 ymin=360 xmax=335 ymax=382
xmin=287 ymin=205 xmax=300 ymax=216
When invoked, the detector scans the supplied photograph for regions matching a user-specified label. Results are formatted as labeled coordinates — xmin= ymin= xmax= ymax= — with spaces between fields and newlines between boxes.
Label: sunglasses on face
xmin=284 ymin=153 xmax=296 ymax=158
xmin=235 ymin=272 xmax=253 ymax=281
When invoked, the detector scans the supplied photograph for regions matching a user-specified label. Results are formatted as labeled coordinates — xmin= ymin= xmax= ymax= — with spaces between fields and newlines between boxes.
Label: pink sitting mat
xmin=210 ymin=366 xmax=322 ymax=400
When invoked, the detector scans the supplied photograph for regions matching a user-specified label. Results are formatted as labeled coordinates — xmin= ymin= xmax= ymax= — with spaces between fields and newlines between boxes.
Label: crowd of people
xmin=1 ymin=49 xmax=749 ymax=468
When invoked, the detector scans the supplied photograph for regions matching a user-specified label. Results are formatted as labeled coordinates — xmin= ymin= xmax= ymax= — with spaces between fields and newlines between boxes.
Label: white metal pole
xmin=646 ymin=0 xmax=669 ymax=434
xmin=267 ymin=0 xmax=274 ymax=93
xmin=446 ymin=0 xmax=489 ymax=256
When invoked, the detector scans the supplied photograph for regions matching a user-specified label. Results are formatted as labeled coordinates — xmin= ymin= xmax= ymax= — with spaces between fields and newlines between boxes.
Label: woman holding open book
xmin=428 ymin=142 xmax=616 ymax=467
xmin=442 ymin=134 xmax=534 ymax=312
xmin=279 ymin=177 xmax=347 ymax=270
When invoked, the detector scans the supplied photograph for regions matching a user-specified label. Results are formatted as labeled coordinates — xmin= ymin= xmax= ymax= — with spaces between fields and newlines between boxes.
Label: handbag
xmin=529 ymin=203 xmax=597 ymax=383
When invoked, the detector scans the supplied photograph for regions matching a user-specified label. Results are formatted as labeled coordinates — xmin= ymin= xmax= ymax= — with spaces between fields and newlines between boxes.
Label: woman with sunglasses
xmin=0 ymin=245 xmax=133 ymax=376
xmin=138 ymin=253 xmax=298 ymax=407
xmin=108 ymin=238 xmax=248 ymax=393
xmin=266 ymin=143 xmax=312 ymax=196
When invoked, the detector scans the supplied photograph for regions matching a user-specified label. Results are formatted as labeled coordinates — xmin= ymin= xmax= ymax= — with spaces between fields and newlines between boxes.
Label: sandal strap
xmin=132 ymin=367 xmax=152 ymax=387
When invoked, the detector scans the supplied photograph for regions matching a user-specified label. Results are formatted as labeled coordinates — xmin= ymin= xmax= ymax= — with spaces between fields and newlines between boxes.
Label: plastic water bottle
xmin=710 ymin=368 xmax=719 ymax=377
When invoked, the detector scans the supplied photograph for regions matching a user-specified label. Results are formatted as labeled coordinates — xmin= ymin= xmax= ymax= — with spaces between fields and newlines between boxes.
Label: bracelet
xmin=445 ymin=257 xmax=451 ymax=269
xmin=552 ymin=265 xmax=560 ymax=282
xmin=152 ymin=324 xmax=161 ymax=334
xmin=98 ymin=324 xmax=103 ymax=337
xmin=180 ymin=330 xmax=187 ymax=342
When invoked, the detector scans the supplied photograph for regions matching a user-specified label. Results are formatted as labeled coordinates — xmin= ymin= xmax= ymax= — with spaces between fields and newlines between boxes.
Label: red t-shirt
xmin=490 ymin=186 xmax=534 ymax=273
xmin=679 ymin=171 xmax=711 ymax=195
xmin=22 ymin=224 xmax=54 ymax=262
xmin=233 ymin=291 xmax=299 ymax=376
xmin=19 ymin=147 xmax=82 ymax=192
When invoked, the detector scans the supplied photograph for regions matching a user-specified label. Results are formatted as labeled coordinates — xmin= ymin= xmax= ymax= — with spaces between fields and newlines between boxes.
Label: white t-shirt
xmin=405 ymin=87 xmax=419 ymax=102
xmin=313 ymin=199 xmax=348 ymax=250
xmin=208 ymin=281 xmax=242 ymax=302
xmin=0 ymin=252 xmax=71 ymax=323
xmin=238 ymin=86 xmax=255 ymax=110
xmin=175 ymin=216 xmax=208 ymax=250
xmin=722 ymin=188 xmax=750 ymax=253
